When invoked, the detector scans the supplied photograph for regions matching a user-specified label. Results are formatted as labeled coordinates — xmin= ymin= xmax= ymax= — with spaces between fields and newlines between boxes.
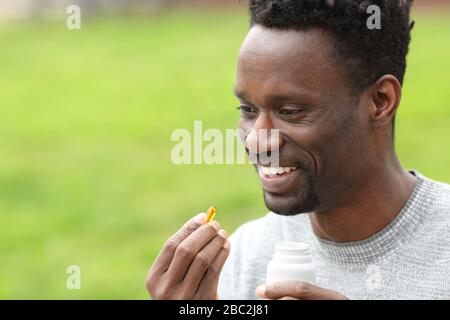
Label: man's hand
xmin=256 ymin=281 xmax=349 ymax=300
xmin=146 ymin=213 xmax=230 ymax=300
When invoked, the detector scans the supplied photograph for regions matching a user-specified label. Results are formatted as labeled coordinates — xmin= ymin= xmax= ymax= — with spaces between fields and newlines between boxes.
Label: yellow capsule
xmin=206 ymin=206 xmax=217 ymax=223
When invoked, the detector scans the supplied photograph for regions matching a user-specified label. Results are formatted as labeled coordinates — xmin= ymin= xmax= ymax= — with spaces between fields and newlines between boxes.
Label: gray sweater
xmin=218 ymin=171 xmax=450 ymax=299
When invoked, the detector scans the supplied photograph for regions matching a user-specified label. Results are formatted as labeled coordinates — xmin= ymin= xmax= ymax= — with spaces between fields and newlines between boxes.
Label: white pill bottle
xmin=266 ymin=242 xmax=316 ymax=284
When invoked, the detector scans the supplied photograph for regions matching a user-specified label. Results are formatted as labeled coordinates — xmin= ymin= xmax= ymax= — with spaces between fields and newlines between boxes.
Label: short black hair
xmin=248 ymin=0 xmax=415 ymax=94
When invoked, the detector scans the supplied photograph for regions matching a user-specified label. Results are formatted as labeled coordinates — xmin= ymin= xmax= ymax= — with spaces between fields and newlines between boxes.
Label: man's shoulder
xmin=436 ymin=181 xmax=450 ymax=208
xmin=415 ymin=173 xmax=450 ymax=238
xmin=421 ymin=173 xmax=450 ymax=211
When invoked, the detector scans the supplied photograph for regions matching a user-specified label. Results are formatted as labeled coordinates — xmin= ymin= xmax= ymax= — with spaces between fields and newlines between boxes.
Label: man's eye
xmin=237 ymin=105 xmax=257 ymax=113
xmin=279 ymin=108 xmax=304 ymax=115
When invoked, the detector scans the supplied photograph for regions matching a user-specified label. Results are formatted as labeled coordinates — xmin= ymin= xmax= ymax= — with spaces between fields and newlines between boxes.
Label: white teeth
xmin=261 ymin=166 xmax=272 ymax=176
xmin=260 ymin=166 xmax=297 ymax=176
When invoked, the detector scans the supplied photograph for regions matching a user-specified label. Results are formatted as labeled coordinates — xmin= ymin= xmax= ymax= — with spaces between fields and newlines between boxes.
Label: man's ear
xmin=368 ymin=75 xmax=402 ymax=128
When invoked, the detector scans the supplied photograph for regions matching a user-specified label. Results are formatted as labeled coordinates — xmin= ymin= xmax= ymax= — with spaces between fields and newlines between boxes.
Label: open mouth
xmin=257 ymin=166 xmax=301 ymax=194
xmin=259 ymin=166 xmax=298 ymax=177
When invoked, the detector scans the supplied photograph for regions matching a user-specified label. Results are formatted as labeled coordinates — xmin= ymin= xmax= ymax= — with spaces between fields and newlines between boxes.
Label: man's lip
xmin=257 ymin=164 xmax=296 ymax=168
xmin=257 ymin=165 xmax=301 ymax=194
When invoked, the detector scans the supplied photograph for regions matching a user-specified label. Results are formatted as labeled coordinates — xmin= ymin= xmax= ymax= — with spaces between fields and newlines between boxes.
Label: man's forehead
xmin=236 ymin=25 xmax=348 ymax=98
xmin=239 ymin=25 xmax=331 ymax=61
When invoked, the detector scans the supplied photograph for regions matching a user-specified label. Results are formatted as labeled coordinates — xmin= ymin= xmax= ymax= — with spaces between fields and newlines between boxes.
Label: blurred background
xmin=0 ymin=0 xmax=449 ymax=299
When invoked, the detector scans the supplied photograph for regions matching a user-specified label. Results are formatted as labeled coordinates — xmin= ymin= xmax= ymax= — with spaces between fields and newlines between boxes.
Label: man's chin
xmin=263 ymin=190 xmax=316 ymax=216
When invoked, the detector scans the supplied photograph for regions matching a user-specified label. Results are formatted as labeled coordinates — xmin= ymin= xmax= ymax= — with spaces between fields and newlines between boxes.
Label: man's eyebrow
xmin=234 ymin=90 xmax=315 ymax=103
xmin=267 ymin=94 xmax=298 ymax=102
xmin=234 ymin=91 xmax=294 ymax=101
xmin=233 ymin=90 xmax=247 ymax=100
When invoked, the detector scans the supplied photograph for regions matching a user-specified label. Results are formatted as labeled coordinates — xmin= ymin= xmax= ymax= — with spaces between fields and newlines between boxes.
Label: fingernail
xmin=218 ymin=229 xmax=228 ymax=239
xmin=209 ymin=220 xmax=220 ymax=230
xmin=255 ymin=285 xmax=265 ymax=297
xmin=194 ymin=213 xmax=206 ymax=224
xmin=223 ymin=240 xmax=230 ymax=249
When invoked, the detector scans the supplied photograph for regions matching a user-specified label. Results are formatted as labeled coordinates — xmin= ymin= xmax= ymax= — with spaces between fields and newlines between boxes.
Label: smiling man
xmin=146 ymin=0 xmax=450 ymax=300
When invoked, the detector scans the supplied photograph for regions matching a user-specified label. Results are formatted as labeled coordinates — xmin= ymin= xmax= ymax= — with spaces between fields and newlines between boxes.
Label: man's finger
xmin=256 ymin=281 xmax=348 ymax=300
xmin=184 ymin=231 xmax=227 ymax=289
xmin=196 ymin=241 xmax=231 ymax=298
xmin=166 ymin=221 xmax=221 ymax=281
xmin=151 ymin=213 xmax=206 ymax=273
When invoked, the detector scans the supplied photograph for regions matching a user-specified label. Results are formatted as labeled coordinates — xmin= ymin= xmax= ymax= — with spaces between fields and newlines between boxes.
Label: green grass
xmin=0 ymin=9 xmax=449 ymax=299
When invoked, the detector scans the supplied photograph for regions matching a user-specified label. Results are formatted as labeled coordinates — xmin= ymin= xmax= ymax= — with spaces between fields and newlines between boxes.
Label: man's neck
xmin=308 ymin=162 xmax=417 ymax=243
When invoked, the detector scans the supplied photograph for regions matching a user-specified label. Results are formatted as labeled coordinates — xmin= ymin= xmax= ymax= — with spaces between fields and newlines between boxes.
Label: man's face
xmin=235 ymin=25 xmax=374 ymax=215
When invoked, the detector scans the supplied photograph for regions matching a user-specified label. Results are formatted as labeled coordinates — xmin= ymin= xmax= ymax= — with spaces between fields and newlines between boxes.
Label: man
xmin=146 ymin=0 xmax=450 ymax=299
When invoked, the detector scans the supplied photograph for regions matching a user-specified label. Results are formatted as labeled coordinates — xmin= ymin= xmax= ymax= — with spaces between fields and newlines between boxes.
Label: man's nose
xmin=245 ymin=114 xmax=282 ymax=154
